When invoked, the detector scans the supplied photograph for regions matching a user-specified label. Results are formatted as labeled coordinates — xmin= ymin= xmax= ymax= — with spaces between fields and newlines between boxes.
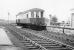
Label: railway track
xmin=3 ymin=24 xmax=73 ymax=50
xmin=21 ymin=32 xmax=73 ymax=50
xmin=20 ymin=26 xmax=74 ymax=48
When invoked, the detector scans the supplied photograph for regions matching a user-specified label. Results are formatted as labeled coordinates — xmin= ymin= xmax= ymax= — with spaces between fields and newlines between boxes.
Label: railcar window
xmin=41 ymin=11 xmax=43 ymax=18
xmin=36 ymin=14 xmax=39 ymax=18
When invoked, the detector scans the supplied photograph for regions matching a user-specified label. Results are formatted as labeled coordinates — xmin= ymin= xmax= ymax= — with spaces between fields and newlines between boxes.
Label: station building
xmin=71 ymin=9 xmax=74 ymax=28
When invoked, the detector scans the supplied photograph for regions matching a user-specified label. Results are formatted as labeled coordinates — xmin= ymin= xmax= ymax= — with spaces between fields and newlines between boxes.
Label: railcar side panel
xmin=19 ymin=19 xmax=30 ymax=24
xmin=30 ymin=18 xmax=45 ymax=26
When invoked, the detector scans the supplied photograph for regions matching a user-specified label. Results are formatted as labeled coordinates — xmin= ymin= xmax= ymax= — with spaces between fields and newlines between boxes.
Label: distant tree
xmin=49 ymin=14 xmax=52 ymax=18
xmin=51 ymin=16 xmax=58 ymax=23
xmin=62 ymin=21 xmax=65 ymax=24
xmin=50 ymin=15 xmax=58 ymax=25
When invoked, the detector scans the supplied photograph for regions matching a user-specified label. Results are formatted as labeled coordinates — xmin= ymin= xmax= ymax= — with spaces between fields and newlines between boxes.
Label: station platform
xmin=0 ymin=28 xmax=12 ymax=45
xmin=0 ymin=27 xmax=29 ymax=50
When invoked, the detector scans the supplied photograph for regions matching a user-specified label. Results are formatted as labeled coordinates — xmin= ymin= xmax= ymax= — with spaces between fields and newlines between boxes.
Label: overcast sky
xmin=0 ymin=0 xmax=74 ymax=22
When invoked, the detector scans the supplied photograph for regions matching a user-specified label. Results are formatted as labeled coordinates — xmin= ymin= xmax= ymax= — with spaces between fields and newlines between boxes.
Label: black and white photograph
xmin=0 ymin=0 xmax=74 ymax=50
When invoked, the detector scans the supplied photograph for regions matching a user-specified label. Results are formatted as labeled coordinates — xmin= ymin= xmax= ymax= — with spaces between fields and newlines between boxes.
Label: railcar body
xmin=16 ymin=8 xmax=46 ymax=30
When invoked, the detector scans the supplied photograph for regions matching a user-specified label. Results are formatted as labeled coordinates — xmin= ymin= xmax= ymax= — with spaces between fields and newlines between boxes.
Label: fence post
xmin=63 ymin=28 xmax=64 ymax=33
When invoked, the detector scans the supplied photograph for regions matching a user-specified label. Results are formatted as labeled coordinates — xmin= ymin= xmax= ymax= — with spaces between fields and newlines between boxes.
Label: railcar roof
xmin=17 ymin=8 xmax=44 ymax=16
xmin=26 ymin=8 xmax=44 ymax=12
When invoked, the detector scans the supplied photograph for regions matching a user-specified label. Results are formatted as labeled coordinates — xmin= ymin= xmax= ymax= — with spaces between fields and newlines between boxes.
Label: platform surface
xmin=0 ymin=28 xmax=12 ymax=45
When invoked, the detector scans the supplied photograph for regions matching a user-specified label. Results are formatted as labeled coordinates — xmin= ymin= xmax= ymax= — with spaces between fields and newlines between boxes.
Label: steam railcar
xmin=16 ymin=8 xmax=46 ymax=30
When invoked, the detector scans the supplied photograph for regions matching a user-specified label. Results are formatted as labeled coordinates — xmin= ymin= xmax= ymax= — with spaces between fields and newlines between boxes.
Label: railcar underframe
xmin=16 ymin=23 xmax=46 ymax=31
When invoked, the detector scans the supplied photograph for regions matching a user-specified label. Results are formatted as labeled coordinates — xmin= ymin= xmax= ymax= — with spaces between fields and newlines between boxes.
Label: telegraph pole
xmin=8 ymin=12 xmax=10 ymax=24
xmin=16 ymin=15 xmax=17 ymax=23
